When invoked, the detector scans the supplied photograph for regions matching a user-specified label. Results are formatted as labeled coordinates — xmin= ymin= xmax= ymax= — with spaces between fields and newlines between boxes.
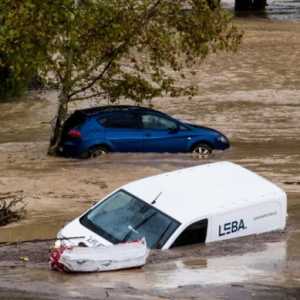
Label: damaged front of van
xmin=57 ymin=189 xmax=182 ymax=249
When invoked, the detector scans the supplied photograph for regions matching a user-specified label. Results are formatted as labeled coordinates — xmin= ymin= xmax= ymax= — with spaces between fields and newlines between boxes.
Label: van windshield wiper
xmin=123 ymin=211 xmax=157 ymax=242
xmin=135 ymin=211 xmax=157 ymax=230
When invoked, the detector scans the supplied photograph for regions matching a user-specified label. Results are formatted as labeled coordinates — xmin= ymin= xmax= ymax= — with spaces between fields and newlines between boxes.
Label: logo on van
xmin=218 ymin=219 xmax=247 ymax=237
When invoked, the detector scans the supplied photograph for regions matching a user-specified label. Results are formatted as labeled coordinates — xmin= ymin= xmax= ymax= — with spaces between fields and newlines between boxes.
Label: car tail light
xmin=68 ymin=129 xmax=81 ymax=138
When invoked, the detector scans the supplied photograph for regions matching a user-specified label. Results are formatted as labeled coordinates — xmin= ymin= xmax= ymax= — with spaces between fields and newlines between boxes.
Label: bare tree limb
xmin=0 ymin=191 xmax=26 ymax=226
xmin=70 ymin=91 xmax=106 ymax=102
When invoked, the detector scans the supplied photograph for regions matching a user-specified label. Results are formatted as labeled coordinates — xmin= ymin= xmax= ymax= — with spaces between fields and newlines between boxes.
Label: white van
xmin=57 ymin=162 xmax=287 ymax=249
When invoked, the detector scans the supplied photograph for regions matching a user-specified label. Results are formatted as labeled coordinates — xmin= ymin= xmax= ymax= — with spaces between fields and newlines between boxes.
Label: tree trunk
xmin=48 ymin=91 xmax=69 ymax=156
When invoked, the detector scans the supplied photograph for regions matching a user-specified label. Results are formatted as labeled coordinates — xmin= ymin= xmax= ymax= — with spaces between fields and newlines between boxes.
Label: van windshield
xmin=80 ymin=190 xmax=180 ymax=249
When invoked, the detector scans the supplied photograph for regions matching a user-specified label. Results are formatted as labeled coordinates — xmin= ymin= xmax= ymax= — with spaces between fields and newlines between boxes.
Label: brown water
xmin=0 ymin=18 xmax=299 ymax=299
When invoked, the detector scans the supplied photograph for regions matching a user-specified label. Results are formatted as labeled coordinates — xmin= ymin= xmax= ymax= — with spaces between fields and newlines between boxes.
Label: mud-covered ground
xmin=0 ymin=18 xmax=300 ymax=299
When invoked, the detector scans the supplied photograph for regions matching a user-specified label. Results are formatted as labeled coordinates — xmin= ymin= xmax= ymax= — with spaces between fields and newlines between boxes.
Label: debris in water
xmin=283 ymin=181 xmax=300 ymax=186
xmin=50 ymin=239 xmax=149 ymax=273
xmin=19 ymin=256 xmax=29 ymax=262
xmin=0 ymin=191 xmax=26 ymax=226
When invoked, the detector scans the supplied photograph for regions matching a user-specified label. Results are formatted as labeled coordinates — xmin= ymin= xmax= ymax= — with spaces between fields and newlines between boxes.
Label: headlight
xmin=54 ymin=240 xmax=62 ymax=248
xmin=218 ymin=136 xmax=227 ymax=144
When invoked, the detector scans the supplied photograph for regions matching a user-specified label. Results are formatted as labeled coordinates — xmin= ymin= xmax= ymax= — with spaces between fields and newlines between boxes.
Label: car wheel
xmin=81 ymin=145 xmax=109 ymax=159
xmin=191 ymin=143 xmax=212 ymax=158
xmin=90 ymin=145 xmax=109 ymax=158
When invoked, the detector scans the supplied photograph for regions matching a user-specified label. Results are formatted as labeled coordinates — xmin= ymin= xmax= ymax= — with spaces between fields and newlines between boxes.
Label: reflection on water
xmin=152 ymin=242 xmax=287 ymax=288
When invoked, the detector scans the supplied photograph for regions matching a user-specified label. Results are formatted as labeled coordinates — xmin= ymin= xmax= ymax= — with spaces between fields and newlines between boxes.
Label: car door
xmin=140 ymin=113 xmax=191 ymax=153
xmin=98 ymin=111 xmax=143 ymax=152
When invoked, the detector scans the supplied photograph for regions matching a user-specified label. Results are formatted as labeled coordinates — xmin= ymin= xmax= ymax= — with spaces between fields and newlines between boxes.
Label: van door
xmin=170 ymin=219 xmax=208 ymax=248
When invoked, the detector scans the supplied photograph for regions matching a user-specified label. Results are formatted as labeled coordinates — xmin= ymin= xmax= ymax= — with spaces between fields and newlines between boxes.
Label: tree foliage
xmin=0 ymin=0 xmax=242 ymax=152
xmin=0 ymin=52 xmax=42 ymax=99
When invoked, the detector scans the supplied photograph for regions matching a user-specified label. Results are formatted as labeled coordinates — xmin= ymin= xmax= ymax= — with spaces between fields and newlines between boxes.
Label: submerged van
xmin=57 ymin=162 xmax=287 ymax=249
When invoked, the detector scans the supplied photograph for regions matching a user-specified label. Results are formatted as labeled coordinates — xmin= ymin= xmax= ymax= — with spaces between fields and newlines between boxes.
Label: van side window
xmin=171 ymin=219 xmax=208 ymax=248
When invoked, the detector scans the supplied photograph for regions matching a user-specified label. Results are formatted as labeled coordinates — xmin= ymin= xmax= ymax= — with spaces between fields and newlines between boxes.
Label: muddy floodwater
xmin=0 ymin=18 xmax=300 ymax=299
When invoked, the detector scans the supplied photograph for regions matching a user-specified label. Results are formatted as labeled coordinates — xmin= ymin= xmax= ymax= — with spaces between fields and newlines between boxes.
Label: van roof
xmin=123 ymin=161 xmax=285 ymax=224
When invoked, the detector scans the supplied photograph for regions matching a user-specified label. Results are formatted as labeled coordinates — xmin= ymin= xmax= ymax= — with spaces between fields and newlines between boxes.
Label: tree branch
xmin=70 ymin=91 xmax=106 ymax=102
xmin=68 ymin=0 xmax=164 ymax=99
xmin=69 ymin=56 xmax=115 ymax=98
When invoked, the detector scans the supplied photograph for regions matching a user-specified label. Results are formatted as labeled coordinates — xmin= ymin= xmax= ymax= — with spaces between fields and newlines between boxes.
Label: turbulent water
xmin=223 ymin=0 xmax=300 ymax=20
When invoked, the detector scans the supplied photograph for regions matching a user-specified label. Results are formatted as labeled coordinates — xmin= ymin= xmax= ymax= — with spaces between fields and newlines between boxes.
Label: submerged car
xmin=57 ymin=162 xmax=287 ymax=249
xmin=58 ymin=105 xmax=229 ymax=158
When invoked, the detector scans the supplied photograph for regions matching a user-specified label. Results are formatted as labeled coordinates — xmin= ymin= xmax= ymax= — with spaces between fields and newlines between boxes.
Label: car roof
xmin=75 ymin=105 xmax=163 ymax=117
xmin=122 ymin=161 xmax=285 ymax=224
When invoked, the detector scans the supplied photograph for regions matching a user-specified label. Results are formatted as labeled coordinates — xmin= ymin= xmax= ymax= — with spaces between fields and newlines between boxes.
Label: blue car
xmin=59 ymin=105 xmax=230 ymax=158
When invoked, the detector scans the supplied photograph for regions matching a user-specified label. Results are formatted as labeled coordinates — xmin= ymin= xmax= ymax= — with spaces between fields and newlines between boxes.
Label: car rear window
xmin=61 ymin=111 xmax=86 ymax=140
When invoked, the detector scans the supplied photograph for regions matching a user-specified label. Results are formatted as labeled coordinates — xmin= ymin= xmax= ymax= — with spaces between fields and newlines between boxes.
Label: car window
xmin=80 ymin=190 xmax=180 ymax=249
xmin=171 ymin=219 xmax=208 ymax=248
xmin=179 ymin=124 xmax=189 ymax=131
xmin=98 ymin=112 xmax=140 ymax=129
xmin=142 ymin=114 xmax=177 ymax=130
